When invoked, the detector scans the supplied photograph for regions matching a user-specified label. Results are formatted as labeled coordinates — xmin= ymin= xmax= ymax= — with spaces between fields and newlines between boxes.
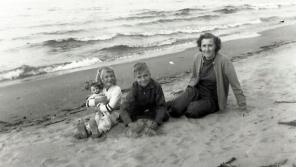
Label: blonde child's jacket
xmin=97 ymin=85 xmax=122 ymax=113
xmin=94 ymin=85 xmax=122 ymax=133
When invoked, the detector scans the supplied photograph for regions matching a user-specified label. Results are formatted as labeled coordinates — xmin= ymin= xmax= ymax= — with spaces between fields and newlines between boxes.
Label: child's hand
xmin=144 ymin=127 xmax=157 ymax=137
xmin=149 ymin=121 xmax=159 ymax=130
xmin=86 ymin=99 xmax=96 ymax=107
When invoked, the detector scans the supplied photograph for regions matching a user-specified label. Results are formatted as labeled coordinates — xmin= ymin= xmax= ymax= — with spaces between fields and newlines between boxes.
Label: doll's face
xmin=135 ymin=70 xmax=151 ymax=87
xmin=91 ymin=86 xmax=100 ymax=94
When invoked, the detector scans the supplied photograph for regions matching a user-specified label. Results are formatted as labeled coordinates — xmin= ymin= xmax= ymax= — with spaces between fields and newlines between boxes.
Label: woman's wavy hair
xmin=196 ymin=33 xmax=221 ymax=53
xmin=95 ymin=66 xmax=116 ymax=85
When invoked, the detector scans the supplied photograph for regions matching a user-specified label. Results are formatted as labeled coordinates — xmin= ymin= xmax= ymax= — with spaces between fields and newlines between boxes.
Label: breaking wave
xmin=0 ymin=58 xmax=101 ymax=81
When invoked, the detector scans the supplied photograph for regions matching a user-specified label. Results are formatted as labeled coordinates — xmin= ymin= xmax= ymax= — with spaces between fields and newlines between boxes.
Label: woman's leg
xmin=184 ymin=99 xmax=218 ymax=118
xmin=170 ymin=86 xmax=199 ymax=117
xmin=155 ymin=108 xmax=169 ymax=124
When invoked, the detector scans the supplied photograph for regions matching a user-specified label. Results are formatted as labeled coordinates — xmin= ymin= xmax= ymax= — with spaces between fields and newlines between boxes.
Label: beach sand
xmin=1 ymin=24 xmax=296 ymax=167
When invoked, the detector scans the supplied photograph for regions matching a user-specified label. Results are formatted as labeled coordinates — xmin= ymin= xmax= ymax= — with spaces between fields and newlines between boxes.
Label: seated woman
xmin=170 ymin=33 xmax=247 ymax=118
xmin=75 ymin=66 xmax=122 ymax=139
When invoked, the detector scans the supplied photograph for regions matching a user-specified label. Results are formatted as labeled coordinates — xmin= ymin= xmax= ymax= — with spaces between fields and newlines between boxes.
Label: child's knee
xmin=110 ymin=111 xmax=120 ymax=125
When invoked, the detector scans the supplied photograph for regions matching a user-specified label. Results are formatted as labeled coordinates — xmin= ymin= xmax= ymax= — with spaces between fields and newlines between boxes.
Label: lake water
xmin=1 ymin=0 xmax=296 ymax=81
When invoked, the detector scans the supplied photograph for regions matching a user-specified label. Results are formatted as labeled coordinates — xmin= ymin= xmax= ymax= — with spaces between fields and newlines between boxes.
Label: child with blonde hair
xmin=75 ymin=66 xmax=122 ymax=139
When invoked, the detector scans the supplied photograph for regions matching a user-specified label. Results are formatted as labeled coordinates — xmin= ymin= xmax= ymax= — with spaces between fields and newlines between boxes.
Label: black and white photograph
xmin=0 ymin=0 xmax=296 ymax=166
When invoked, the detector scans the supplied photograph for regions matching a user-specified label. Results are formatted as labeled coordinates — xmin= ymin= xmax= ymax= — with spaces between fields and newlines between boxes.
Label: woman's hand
xmin=238 ymin=105 xmax=254 ymax=117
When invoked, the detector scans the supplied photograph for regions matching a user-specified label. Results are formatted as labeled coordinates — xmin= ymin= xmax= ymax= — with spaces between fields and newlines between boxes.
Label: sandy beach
xmin=1 ymin=24 xmax=296 ymax=167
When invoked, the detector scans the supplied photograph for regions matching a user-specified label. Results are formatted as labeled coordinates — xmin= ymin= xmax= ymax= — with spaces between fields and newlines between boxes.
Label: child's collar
xmin=138 ymin=79 xmax=154 ymax=89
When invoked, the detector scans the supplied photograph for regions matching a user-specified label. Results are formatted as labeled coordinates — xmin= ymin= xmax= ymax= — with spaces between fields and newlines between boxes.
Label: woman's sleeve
xmin=224 ymin=60 xmax=247 ymax=108
xmin=188 ymin=56 xmax=198 ymax=87
xmin=99 ymin=86 xmax=122 ymax=112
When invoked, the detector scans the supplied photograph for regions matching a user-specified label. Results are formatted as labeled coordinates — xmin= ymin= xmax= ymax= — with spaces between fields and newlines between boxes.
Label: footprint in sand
xmin=134 ymin=154 xmax=146 ymax=161
xmin=169 ymin=153 xmax=180 ymax=165
xmin=209 ymin=134 xmax=218 ymax=143
xmin=31 ymin=134 xmax=44 ymax=143
xmin=41 ymin=157 xmax=69 ymax=167
xmin=226 ymin=133 xmax=235 ymax=138
xmin=0 ymin=143 xmax=4 ymax=151
xmin=221 ymin=146 xmax=232 ymax=151
xmin=6 ymin=153 xmax=20 ymax=164
xmin=84 ymin=145 xmax=98 ymax=152
xmin=41 ymin=158 xmax=57 ymax=166
xmin=77 ymin=145 xmax=98 ymax=154
xmin=260 ymin=137 xmax=269 ymax=143
xmin=111 ymin=152 xmax=120 ymax=160
xmin=238 ymin=134 xmax=247 ymax=143
xmin=247 ymin=130 xmax=256 ymax=137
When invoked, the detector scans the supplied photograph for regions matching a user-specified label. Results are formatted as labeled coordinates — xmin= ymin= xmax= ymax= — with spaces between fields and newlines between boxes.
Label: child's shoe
xmin=89 ymin=119 xmax=101 ymax=138
xmin=74 ymin=119 xmax=88 ymax=139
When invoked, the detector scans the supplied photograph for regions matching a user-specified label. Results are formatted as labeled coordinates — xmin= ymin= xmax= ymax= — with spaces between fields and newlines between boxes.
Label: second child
xmin=120 ymin=62 xmax=169 ymax=136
